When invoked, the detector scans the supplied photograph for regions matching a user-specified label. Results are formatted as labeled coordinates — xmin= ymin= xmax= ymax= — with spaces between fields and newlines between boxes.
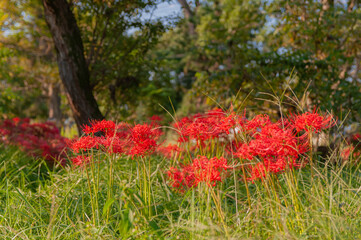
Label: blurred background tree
xmin=71 ymin=0 xmax=167 ymax=120
xmin=0 ymin=0 xmax=60 ymax=123
xmin=0 ymin=0 xmax=360 ymax=133
xmin=264 ymin=0 xmax=361 ymax=120
xmin=150 ymin=0 xmax=360 ymax=122
xmin=1 ymin=0 xmax=168 ymax=132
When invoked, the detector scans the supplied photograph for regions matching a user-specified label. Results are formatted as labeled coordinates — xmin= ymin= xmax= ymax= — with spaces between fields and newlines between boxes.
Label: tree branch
xmin=177 ymin=0 xmax=195 ymax=35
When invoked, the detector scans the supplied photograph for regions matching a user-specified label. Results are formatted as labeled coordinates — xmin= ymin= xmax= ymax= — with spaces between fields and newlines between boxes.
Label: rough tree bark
xmin=42 ymin=0 xmax=104 ymax=134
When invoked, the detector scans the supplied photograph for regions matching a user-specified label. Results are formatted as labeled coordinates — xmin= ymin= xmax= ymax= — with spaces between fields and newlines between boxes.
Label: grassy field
xmin=1 ymin=142 xmax=361 ymax=239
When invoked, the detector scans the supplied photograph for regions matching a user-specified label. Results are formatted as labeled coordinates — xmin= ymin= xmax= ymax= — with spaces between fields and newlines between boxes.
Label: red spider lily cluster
xmin=166 ymin=108 xmax=335 ymax=190
xmin=233 ymin=114 xmax=315 ymax=181
xmin=2 ymin=107 xmax=338 ymax=187
xmin=0 ymin=117 xmax=67 ymax=164
xmin=72 ymin=120 xmax=131 ymax=155
xmin=173 ymin=108 xmax=241 ymax=144
xmin=167 ymin=156 xmax=229 ymax=191
xmin=2 ymin=107 xmax=336 ymax=191
xmin=69 ymin=119 xmax=163 ymax=166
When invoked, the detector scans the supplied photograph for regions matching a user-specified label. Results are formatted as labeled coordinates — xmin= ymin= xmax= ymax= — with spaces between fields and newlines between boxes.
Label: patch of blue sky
xmin=127 ymin=1 xmax=181 ymax=35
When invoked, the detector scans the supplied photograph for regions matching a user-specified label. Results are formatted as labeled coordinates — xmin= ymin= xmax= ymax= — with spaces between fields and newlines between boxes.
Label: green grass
xmin=0 ymin=144 xmax=361 ymax=239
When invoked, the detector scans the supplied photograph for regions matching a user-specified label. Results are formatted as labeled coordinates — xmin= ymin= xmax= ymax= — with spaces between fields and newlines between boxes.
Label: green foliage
xmin=264 ymin=0 xmax=361 ymax=121
xmin=0 ymin=145 xmax=49 ymax=192
xmin=0 ymin=0 xmax=59 ymax=119
xmin=150 ymin=0 xmax=361 ymax=122
xmin=71 ymin=0 xmax=168 ymax=119
xmin=1 ymin=0 xmax=360 ymax=126
xmin=0 ymin=0 xmax=170 ymax=121
xmin=0 ymin=47 xmax=48 ymax=118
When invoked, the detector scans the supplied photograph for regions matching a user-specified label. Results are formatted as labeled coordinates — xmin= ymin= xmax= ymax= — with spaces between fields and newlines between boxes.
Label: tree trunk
xmin=177 ymin=0 xmax=196 ymax=36
xmin=42 ymin=0 xmax=103 ymax=134
xmin=347 ymin=0 xmax=356 ymax=12
xmin=48 ymin=82 xmax=62 ymax=129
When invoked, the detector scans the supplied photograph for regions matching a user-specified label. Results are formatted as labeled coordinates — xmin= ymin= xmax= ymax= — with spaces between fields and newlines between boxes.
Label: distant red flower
xmin=0 ymin=118 xmax=67 ymax=164
xmin=352 ymin=133 xmax=361 ymax=142
xmin=12 ymin=117 xmax=21 ymax=125
xmin=99 ymin=136 xmax=124 ymax=154
xmin=341 ymin=145 xmax=361 ymax=161
xmin=156 ymin=144 xmax=182 ymax=159
xmin=71 ymin=155 xmax=91 ymax=166
xmin=149 ymin=115 xmax=163 ymax=123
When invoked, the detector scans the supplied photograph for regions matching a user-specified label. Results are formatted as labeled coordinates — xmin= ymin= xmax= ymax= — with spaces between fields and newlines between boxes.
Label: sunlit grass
xmin=0 ymin=143 xmax=361 ymax=239
xmin=1 ymin=84 xmax=360 ymax=239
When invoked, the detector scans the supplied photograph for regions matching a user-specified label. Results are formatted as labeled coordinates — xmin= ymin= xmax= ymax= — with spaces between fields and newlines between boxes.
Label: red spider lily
xmin=192 ymin=156 xmax=229 ymax=186
xmin=156 ymin=144 xmax=182 ymax=159
xmin=12 ymin=117 xmax=21 ymax=125
xmin=71 ymin=120 xmax=128 ymax=155
xmin=244 ymin=114 xmax=271 ymax=132
xmin=341 ymin=145 xmax=361 ymax=161
xmin=70 ymin=120 xmax=163 ymax=166
xmin=352 ymin=133 xmax=361 ymax=142
xmin=172 ymin=116 xmax=193 ymax=132
xmin=248 ymin=162 xmax=267 ymax=181
xmin=173 ymin=108 xmax=240 ymax=144
xmin=167 ymin=156 xmax=229 ymax=191
xmin=342 ymin=133 xmax=361 ymax=159
xmin=247 ymin=156 xmax=303 ymax=182
xmin=215 ymin=112 xmax=240 ymax=135
xmin=149 ymin=115 xmax=163 ymax=124
xmin=167 ymin=167 xmax=185 ymax=189
xmin=235 ymin=114 xmax=310 ymax=181
xmin=128 ymin=123 xmax=161 ymax=157
xmin=292 ymin=110 xmax=335 ymax=133
xmin=83 ymin=119 xmax=116 ymax=136
xmin=98 ymin=136 xmax=124 ymax=154
xmin=71 ymin=155 xmax=91 ymax=166
xmin=236 ymin=122 xmax=308 ymax=160
xmin=71 ymin=135 xmax=100 ymax=153
xmin=173 ymin=114 xmax=212 ymax=143
xmin=114 ymin=122 xmax=132 ymax=139
xmin=206 ymin=108 xmax=225 ymax=117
